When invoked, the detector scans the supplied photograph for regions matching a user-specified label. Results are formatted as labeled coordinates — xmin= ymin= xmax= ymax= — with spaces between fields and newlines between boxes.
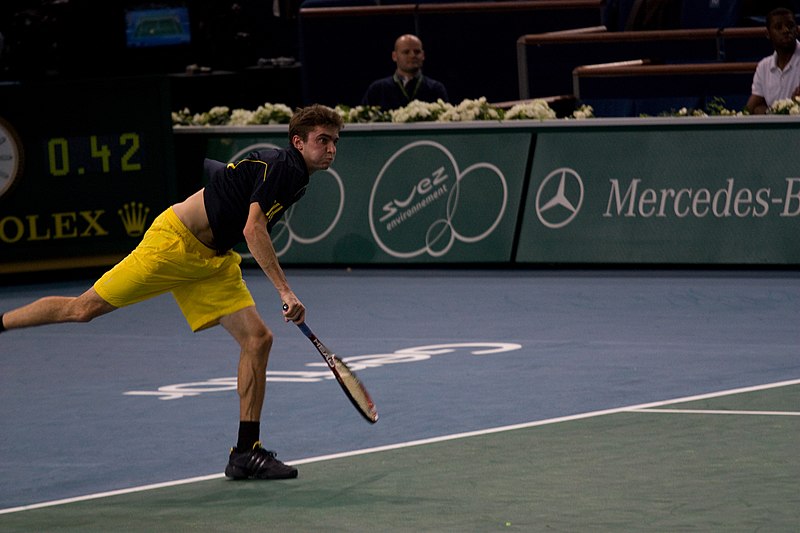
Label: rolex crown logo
xmin=118 ymin=201 xmax=150 ymax=237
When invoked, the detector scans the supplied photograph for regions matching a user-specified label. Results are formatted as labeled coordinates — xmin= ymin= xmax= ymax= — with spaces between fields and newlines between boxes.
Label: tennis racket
xmin=284 ymin=305 xmax=378 ymax=423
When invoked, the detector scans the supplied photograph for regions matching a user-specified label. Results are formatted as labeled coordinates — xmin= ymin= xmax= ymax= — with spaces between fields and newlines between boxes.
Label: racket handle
xmin=296 ymin=322 xmax=313 ymax=338
xmin=283 ymin=303 xmax=312 ymax=338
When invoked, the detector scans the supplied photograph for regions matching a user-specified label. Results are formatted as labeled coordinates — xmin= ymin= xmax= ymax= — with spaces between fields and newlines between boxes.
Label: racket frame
xmin=294 ymin=321 xmax=379 ymax=424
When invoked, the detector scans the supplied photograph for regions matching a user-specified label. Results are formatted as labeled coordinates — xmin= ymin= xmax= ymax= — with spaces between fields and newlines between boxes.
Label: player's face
xmin=295 ymin=126 xmax=339 ymax=173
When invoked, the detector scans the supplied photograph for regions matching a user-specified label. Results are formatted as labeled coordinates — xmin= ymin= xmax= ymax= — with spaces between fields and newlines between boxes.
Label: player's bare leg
xmin=220 ymin=306 xmax=297 ymax=479
xmin=220 ymin=306 xmax=272 ymax=421
xmin=1 ymin=288 xmax=116 ymax=330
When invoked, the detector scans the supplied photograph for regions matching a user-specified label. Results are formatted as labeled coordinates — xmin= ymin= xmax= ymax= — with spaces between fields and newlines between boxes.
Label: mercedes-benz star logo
xmin=535 ymin=167 xmax=584 ymax=229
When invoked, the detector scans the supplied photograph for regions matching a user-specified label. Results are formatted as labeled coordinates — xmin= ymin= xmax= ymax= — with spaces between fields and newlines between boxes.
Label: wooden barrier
xmin=517 ymin=26 xmax=769 ymax=99
xmin=573 ymin=61 xmax=757 ymax=94
xmin=299 ymin=0 xmax=602 ymax=16
xmin=572 ymin=60 xmax=758 ymax=116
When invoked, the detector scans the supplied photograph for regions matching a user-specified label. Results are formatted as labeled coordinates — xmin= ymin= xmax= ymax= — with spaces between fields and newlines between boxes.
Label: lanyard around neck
xmin=394 ymin=74 xmax=423 ymax=101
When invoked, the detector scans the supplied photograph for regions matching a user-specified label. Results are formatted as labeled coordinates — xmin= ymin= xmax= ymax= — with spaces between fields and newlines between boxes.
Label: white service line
xmin=627 ymin=408 xmax=800 ymax=416
xmin=2 ymin=376 xmax=799 ymax=515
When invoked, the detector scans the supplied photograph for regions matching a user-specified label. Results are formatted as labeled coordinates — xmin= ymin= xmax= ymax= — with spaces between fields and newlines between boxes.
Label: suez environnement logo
xmin=229 ymin=140 xmax=509 ymax=258
xmin=534 ymin=167 xmax=800 ymax=229
xmin=369 ymin=140 xmax=508 ymax=258
xmin=124 ymin=342 xmax=522 ymax=400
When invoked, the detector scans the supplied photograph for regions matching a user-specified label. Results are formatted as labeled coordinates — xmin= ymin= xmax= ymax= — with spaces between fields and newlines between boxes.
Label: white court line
xmin=2 ymin=376 xmax=799 ymax=516
xmin=628 ymin=408 xmax=800 ymax=416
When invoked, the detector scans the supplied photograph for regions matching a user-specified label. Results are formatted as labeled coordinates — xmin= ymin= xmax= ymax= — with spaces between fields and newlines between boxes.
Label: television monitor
xmin=125 ymin=6 xmax=191 ymax=48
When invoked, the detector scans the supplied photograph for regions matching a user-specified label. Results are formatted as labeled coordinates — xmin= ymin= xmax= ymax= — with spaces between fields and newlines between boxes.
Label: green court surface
xmin=3 ymin=381 xmax=798 ymax=532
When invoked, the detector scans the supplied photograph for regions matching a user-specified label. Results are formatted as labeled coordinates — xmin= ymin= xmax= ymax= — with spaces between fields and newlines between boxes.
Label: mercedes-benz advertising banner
xmin=518 ymin=127 xmax=800 ymax=264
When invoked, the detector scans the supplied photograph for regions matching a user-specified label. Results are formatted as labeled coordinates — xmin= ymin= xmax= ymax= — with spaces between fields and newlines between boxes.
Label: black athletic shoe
xmin=224 ymin=441 xmax=298 ymax=480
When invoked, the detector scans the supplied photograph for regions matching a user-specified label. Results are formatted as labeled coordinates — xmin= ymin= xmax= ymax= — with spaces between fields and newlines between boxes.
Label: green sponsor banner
xmin=205 ymin=129 xmax=531 ymax=264
xmin=518 ymin=128 xmax=800 ymax=264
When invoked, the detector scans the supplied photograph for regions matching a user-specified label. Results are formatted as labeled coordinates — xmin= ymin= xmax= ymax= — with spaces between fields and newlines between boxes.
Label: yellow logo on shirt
xmin=265 ymin=201 xmax=283 ymax=222
xmin=227 ymin=160 xmax=269 ymax=182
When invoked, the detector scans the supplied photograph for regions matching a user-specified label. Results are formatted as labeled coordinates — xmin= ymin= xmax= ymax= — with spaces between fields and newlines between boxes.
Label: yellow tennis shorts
xmin=94 ymin=207 xmax=255 ymax=332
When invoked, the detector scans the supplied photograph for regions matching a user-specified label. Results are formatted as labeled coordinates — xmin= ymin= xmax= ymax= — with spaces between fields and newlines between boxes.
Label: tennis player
xmin=0 ymin=104 xmax=344 ymax=480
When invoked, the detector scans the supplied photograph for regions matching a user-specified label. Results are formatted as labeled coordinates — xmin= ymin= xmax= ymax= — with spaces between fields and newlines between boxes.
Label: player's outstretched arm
xmin=243 ymin=202 xmax=305 ymax=324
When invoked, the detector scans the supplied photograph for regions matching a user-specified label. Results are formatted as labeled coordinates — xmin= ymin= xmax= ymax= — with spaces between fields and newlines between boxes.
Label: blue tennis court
xmin=1 ymin=268 xmax=799 ymax=530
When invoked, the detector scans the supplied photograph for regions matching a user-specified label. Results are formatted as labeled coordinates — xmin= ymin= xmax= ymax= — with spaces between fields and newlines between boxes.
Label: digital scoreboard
xmin=0 ymin=76 xmax=176 ymax=273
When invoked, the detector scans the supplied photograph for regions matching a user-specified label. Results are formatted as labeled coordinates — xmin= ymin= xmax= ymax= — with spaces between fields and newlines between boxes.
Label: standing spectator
xmin=746 ymin=7 xmax=800 ymax=114
xmin=361 ymin=34 xmax=449 ymax=110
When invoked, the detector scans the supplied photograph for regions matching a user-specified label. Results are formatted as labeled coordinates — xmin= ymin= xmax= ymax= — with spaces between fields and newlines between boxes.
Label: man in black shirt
xmin=361 ymin=34 xmax=449 ymax=110
xmin=0 ymin=104 xmax=344 ymax=480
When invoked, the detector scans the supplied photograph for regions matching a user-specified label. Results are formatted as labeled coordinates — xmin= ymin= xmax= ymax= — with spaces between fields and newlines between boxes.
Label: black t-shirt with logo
xmin=203 ymin=146 xmax=309 ymax=253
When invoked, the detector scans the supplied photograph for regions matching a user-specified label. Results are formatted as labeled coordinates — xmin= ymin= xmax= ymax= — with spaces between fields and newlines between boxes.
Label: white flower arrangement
xmin=173 ymin=98 xmax=558 ymax=126
xmin=171 ymin=105 xmax=231 ymax=126
xmin=641 ymin=107 xmax=707 ymax=118
xmin=438 ymin=97 xmax=502 ymax=122
xmin=202 ymin=106 xmax=232 ymax=125
xmin=171 ymin=108 xmax=192 ymax=126
xmin=228 ymin=108 xmax=256 ymax=126
xmin=639 ymin=98 xmax=744 ymax=118
xmin=570 ymin=104 xmax=594 ymax=120
xmin=335 ymin=104 xmax=390 ymax=123
xmin=676 ymin=107 xmax=707 ymax=117
xmin=389 ymin=99 xmax=453 ymax=123
xmin=173 ymin=103 xmax=293 ymax=126
xmin=716 ymin=108 xmax=745 ymax=116
xmin=769 ymin=97 xmax=800 ymax=115
xmin=171 ymin=95 xmax=769 ymax=126
xmin=174 ymin=98 xmax=529 ymax=126
xmin=250 ymin=103 xmax=294 ymax=124
xmin=503 ymin=99 xmax=557 ymax=121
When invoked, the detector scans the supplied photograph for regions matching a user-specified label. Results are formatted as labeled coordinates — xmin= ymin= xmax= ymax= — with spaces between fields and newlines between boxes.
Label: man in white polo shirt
xmin=746 ymin=7 xmax=800 ymax=114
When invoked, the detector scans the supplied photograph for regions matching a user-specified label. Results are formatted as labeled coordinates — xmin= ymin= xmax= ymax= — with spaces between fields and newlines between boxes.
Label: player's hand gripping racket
xmin=284 ymin=304 xmax=378 ymax=423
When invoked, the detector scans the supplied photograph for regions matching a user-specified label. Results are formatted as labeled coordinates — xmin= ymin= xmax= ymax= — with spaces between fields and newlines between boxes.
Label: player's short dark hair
xmin=289 ymin=104 xmax=344 ymax=141
xmin=766 ymin=7 xmax=795 ymax=28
